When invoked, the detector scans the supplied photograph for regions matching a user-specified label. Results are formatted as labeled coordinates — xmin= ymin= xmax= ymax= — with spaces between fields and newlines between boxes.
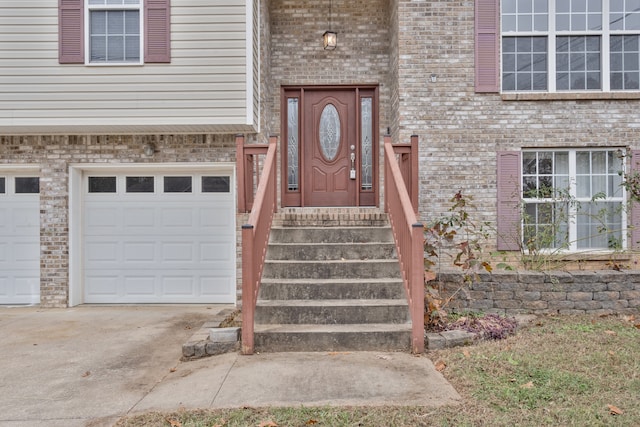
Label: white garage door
xmin=83 ymin=171 xmax=235 ymax=304
xmin=0 ymin=175 xmax=40 ymax=305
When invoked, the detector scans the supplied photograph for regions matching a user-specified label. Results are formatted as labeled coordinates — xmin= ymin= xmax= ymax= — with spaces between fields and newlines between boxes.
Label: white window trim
xmin=521 ymin=148 xmax=627 ymax=252
xmin=84 ymin=0 xmax=144 ymax=66
xmin=501 ymin=0 xmax=640 ymax=93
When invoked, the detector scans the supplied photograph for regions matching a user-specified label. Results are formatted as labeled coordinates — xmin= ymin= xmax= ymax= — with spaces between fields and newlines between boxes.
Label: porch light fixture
xmin=143 ymin=143 xmax=155 ymax=157
xmin=323 ymin=31 xmax=337 ymax=50
xmin=323 ymin=0 xmax=337 ymax=50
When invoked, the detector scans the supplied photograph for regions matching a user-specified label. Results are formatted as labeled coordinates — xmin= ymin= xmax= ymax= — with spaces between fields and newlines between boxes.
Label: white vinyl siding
xmin=0 ymin=0 xmax=258 ymax=134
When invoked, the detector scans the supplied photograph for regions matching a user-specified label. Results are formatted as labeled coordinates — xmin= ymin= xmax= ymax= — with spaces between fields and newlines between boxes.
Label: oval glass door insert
xmin=319 ymin=104 xmax=341 ymax=161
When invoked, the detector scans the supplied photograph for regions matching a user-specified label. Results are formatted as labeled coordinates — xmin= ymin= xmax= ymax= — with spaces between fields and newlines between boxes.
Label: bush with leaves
xmin=424 ymin=191 xmax=492 ymax=329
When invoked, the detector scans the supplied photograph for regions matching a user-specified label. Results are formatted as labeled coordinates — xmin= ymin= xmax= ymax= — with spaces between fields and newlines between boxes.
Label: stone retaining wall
xmin=436 ymin=270 xmax=640 ymax=316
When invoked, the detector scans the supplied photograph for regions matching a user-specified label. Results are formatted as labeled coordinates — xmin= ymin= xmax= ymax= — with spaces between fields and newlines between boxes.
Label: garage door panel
xmin=201 ymin=243 xmax=234 ymax=262
xmin=123 ymin=242 xmax=156 ymax=262
xmin=123 ymin=208 xmax=157 ymax=228
xmin=83 ymin=170 xmax=235 ymax=304
xmin=14 ymin=277 xmax=39 ymax=296
xmin=161 ymin=208 xmax=195 ymax=228
xmin=13 ymin=208 xmax=39 ymax=230
xmin=0 ymin=179 xmax=40 ymax=305
xmin=200 ymin=205 xmax=234 ymax=228
xmin=86 ymin=276 xmax=120 ymax=296
xmin=162 ymin=277 xmax=195 ymax=296
xmin=124 ymin=276 xmax=156 ymax=296
xmin=14 ymin=242 xmax=40 ymax=263
xmin=0 ymin=278 xmax=7 ymax=296
xmin=161 ymin=242 xmax=194 ymax=262
xmin=201 ymin=277 xmax=235 ymax=300
xmin=85 ymin=207 xmax=120 ymax=230
xmin=86 ymin=242 xmax=120 ymax=263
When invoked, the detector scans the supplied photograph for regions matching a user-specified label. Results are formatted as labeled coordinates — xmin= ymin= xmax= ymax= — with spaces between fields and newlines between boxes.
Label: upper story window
xmin=59 ymin=0 xmax=170 ymax=65
xmin=87 ymin=0 xmax=142 ymax=64
xmin=501 ymin=0 xmax=640 ymax=92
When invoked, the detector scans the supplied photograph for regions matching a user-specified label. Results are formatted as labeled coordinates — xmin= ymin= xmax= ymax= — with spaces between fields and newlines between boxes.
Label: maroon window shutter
xmin=145 ymin=0 xmax=171 ymax=63
xmin=631 ymin=151 xmax=640 ymax=249
xmin=59 ymin=0 xmax=84 ymax=64
xmin=497 ymin=151 xmax=521 ymax=251
xmin=475 ymin=0 xmax=499 ymax=93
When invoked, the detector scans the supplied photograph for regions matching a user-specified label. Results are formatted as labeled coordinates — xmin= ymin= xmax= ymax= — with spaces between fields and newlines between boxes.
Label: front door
xmin=282 ymin=86 xmax=378 ymax=207
xmin=305 ymin=90 xmax=356 ymax=206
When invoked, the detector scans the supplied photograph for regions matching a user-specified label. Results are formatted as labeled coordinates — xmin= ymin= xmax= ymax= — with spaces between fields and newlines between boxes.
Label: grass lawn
xmin=116 ymin=314 xmax=640 ymax=427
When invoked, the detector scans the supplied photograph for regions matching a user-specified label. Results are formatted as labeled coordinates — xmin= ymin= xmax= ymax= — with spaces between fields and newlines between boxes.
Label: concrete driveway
xmin=0 ymin=305 xmax=220 ymax=427
xmin=0 ymin=305 xmax=461 ymax=427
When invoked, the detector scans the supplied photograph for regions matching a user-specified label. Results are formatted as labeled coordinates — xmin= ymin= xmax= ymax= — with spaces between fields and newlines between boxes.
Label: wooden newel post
xmin=411 ymin=222 xmax=425 ymax=353
xmin=241 ymin=224 xmax=255 ymax=355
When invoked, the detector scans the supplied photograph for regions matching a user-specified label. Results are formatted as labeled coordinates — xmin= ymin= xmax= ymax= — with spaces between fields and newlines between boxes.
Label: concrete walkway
xmin=0 ymin=306 xmax=460 ymax=427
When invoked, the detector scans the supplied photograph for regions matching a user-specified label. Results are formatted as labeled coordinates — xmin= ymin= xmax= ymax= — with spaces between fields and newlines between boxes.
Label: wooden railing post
xmin=411 ymin=222 xmax=425 ymax=353
xmin=241 ymin=224 xmax=255 ymax=355
xmin=410 ymin=135 xmax=419 ymax=214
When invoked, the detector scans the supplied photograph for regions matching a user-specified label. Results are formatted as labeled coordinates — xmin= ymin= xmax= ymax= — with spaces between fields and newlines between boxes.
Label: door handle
xmin=350 ymin=152 xmax=356 ymax=179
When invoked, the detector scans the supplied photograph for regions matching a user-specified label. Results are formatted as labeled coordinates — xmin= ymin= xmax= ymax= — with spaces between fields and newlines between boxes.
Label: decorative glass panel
xmin=164 ymin=176 xmax=192 ymax=193
xmin=319 ymin=104 xmax=341 ymax=161
xmin=88 ymin=176 xmax=117 ymax=193
xmin=15 ymin=177 xmax=39 ymax=194
xmin=126 ymin=176 xmax=154 ymax=193
xmin=202 ymin=176 xmax=230 ymax=193
xmin=361 ymin=98 xmax=373 ymax=190
xmin=287 ymin=98 xmax=299 ymax=191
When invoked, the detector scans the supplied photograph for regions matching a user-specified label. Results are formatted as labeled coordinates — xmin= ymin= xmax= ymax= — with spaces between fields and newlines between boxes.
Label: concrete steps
xmin=254 ymin=211 xmax=411 ymax=352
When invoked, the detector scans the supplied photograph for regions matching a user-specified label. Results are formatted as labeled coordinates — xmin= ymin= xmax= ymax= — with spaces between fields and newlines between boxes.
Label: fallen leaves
xmin=81 ymin=371 xmax=91 ymax=378
xmin=604 ymin=330 xmax=617 ymax=336
xmin=165 ymin=418 xmax=182 ymax=427
xmin=607 ymin=404 xmax=624 ymax=415
xmin=519 ymin=381 xmax=534 ymax=389
xmin=257 ymin=421 xmax=278 ymax=427
xmin=434 ymin=360 xmax=447 ymax=372
xmin=327 ymin=351 xmax=351 ymax=356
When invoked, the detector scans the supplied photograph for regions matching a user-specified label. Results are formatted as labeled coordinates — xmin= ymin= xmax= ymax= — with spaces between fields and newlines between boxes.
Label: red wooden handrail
xmin=384 ymin=135 xmax=424 ymax=353
xmin=239 ymin=136 xmax=277 ymax=355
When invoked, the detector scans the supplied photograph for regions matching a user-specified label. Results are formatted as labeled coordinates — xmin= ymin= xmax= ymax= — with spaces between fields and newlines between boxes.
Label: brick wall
xmin=0 ymin=134 xmax=237 ymax=307
xmin=396 ymin=0 xmax=640 ymax=246
xmin=437 ymin=270 xmax=640 ymax=316
xmin=266 ymin=0 xmax=394 ymax=192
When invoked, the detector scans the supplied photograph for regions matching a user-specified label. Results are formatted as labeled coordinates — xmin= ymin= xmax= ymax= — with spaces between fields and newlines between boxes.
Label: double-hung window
xmin=59 ymin=0 xmax=170 ymax=65
xmin=521 ymin=149 xmax=625 ymax=251
xmin=87 ymin=0 xmax=142 ymax=64
xmin=502 ymin=0 xmax=640 ymax=92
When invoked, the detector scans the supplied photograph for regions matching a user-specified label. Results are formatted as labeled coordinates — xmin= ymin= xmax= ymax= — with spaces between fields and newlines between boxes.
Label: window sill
xmin=521 ymin=252 xmax=631 ymax=262
xmin=501 ymin=92 xmax=640 ymax=101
